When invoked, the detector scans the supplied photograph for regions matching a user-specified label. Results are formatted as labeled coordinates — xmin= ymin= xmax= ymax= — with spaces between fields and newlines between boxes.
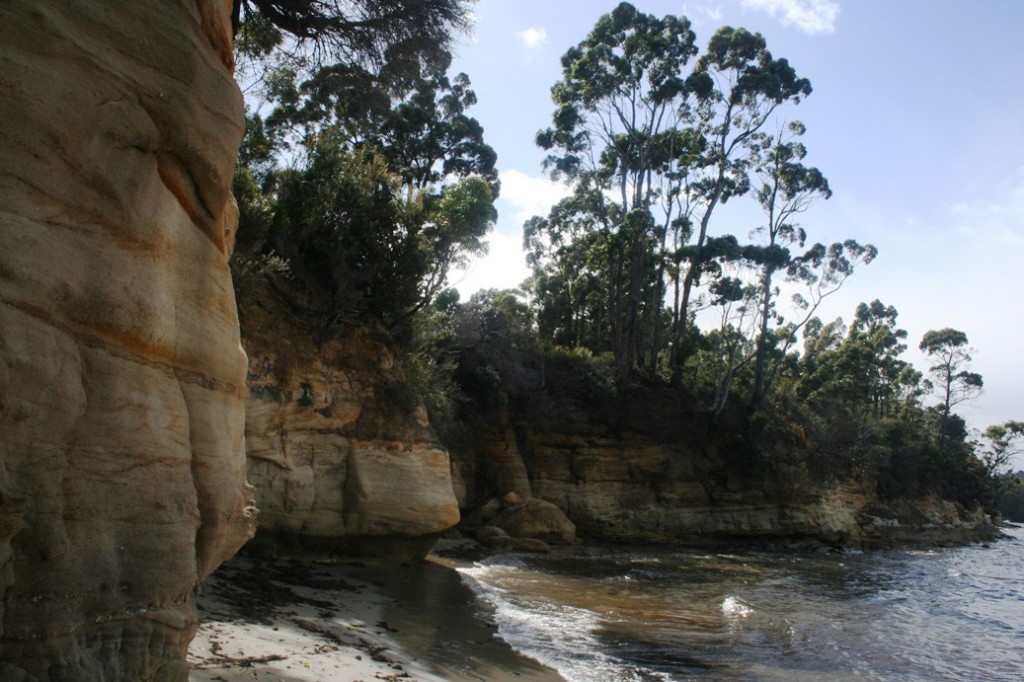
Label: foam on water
xmin=721 ymin=595 xmax=754 ymax=619
xmin=459 ymin=561 xmax=672 ymax=682
xmin=455 ymin=529 xmax=1024 ymax=682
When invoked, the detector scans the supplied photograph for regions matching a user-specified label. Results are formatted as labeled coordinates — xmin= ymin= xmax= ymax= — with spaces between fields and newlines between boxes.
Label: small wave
xmin=457 ymin=564 xmax=670 ymax=682
xmin=722 ymin=595 xmax=754 ymax=619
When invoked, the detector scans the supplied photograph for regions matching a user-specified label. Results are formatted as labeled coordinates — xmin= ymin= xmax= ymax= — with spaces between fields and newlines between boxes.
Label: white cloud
xmin=518 ymin=26 xmax=548 ymax=49
xmin=498 ymin=169 xmax=573 ymax=225
xmin=952 ymin=166 xmax=1024 ymax=247
xmin=683 ymin=3 xmax=724 ymax=24
xmin=742 ymin=0 xmax=840 ymax=34
xmin=450 ymin=170 xmax=572 ymax=298
xmin=449 ymin=228 xmax=531 ymax=297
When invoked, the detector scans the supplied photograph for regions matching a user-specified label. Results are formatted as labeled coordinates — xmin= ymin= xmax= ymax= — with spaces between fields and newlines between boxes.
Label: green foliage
xmin=530 ymin=3 xmax=708 ymax=383
xmin=996 ymin=473 xmax=1024 ymax=521
xmin=232 ymin=49 xmax=497 ymax=333
xmin=403 ymin=304 xmax=466 ymax=436
xmin=527 ymin=3 xmax=840 ymax=387
xmin=235 ymin=0 xmax=472 ymax=82
xmin=919 ymin=327 xmax=983 ymax=446
xmin=979 ymin=421 xmax=1024 ymax=478
xmin=262 ymin=138 xmax=494 ymax=332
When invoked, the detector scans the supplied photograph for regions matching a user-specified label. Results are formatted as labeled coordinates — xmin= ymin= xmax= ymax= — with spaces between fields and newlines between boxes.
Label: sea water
xmin=457 ymin=526 xmax=1024 ymax=681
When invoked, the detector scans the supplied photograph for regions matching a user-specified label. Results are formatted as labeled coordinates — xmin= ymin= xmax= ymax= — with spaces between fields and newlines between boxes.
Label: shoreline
xmin=189 ymin=527 xmax=1010 ymax=681
xmin=188 ymin=548 xmax=564 ymax=682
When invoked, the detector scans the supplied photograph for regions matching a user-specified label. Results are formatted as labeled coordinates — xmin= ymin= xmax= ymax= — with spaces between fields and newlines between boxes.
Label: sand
xmin=188 ymin=546 xmax=564 ymax=682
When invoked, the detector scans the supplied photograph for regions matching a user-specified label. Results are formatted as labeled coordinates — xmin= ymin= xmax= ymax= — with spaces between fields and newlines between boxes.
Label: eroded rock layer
xmin=239 ymin=285 xmax=460 ymax=564
xmin=0 ymin=1 xmax=254 ymax=678
xmin=450 ymin=390 xmax=1000 ymax=550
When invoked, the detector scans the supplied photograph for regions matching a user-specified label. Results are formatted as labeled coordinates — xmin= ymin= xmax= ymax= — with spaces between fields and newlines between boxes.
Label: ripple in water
xmin=457 ymin=527 xmax=1024 ymax=681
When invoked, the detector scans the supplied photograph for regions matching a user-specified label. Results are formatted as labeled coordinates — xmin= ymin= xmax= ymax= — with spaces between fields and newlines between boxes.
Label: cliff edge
xmin=0 ymin=1 xmax=255 ymax=678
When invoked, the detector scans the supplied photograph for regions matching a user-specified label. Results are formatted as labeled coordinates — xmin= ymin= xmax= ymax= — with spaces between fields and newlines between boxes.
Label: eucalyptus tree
xmin=744 ymin=121 xmax=833 ymax=412
xmin=979 ymin=421 xmax=1024 ymax=479
xmin=531 ymin=1 xmax=703 ymax=382
xmin=919 ymin=328 xmax=984 ymax=444
xmin=698 ymin=272 xmax=760 ymax=416
xmin=528 ymin=5 xmax=828 ymax=389
xmin=799 ymin=301 xmax=918 ymax=421
xmin=750 ymin=239 xmax=876 ymax=410
xmin=669 ymin=26 xmax=814 ymax=378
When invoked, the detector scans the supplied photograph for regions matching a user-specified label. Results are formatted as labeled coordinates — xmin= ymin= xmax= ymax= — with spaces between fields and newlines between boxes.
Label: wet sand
xmin=188 ymin=548 xmax=564 ymax=682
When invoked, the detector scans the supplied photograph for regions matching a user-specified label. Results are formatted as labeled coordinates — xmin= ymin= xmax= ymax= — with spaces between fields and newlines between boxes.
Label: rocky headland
xmin=447 ymin=380 xmax=1001 ymax=552
xmin=237 ymin=283 xmax=1000 ymax=558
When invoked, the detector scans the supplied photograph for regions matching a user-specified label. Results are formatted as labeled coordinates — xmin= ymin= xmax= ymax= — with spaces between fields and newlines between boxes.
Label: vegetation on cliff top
xmin=231 ymin=1 xmax=1019 ymax=516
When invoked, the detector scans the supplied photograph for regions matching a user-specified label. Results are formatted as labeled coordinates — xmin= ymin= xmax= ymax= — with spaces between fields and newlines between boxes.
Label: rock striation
xmin=451 ymin=392 xmax=1001 ymax=551
xmin=0 ymin=1 xmax=255 ymax=679
xmin=238 ymin=284 xmax=460 ymax=564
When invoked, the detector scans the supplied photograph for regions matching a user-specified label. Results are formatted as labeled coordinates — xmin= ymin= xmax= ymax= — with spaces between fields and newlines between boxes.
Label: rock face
xmin=451 ymin=394 xmax=1000 ymax=550
xmin=0 ymin=1 xmax=255 ymax=679
xmin=239 ymin=285 xmax=460 ymax=564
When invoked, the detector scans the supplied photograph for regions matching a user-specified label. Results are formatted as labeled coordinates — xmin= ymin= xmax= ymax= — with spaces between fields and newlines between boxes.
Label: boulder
xmin=491 ymin=499 xmax=577 ymax=545
xmin=510 ymin=537 xmax=552 ymax=554
xmin=0 ymin=1 xmax=255 ymax=678
xmin=475 ymin=525 xmax=510 ymax=541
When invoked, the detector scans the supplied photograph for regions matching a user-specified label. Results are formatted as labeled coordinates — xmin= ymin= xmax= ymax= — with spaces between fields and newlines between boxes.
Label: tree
xmin=528 ymin=3 xmax=814 ymax=385
xmin=979 ymin=420 xmax=1024 ymax=479
xmin=532 ymin=2 xmax=702 ymax=382
xmin=269 ymin=136 xmax=494 ymax=333
xmin=746 ymin=239 xmax=876 ymax=413
xmin=231 ymin=38 xmax=499 ymax=334
xmin=233 ymin=0 xmax=472 ymax=78
xmin=374 ymin=70 xmax=498 ymax=193
xmin=670 ymin=25 xmax=813 ymax=379
xmin=743 ymin=123 xmax=831 ymax=409
xmin=919 ymin=328 xmax=983 ymax=445
xmin=794 ymin=302 xmax=921 ymax=473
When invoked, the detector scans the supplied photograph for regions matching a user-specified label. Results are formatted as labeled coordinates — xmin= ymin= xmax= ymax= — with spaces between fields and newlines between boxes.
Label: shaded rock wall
xmin=451 ymin=401 xmax=1000 ymax=550
xmin=0 ymin=1 xmax=254 ymax=678
xmin=239 ymin=287 xmax=460 ymax=564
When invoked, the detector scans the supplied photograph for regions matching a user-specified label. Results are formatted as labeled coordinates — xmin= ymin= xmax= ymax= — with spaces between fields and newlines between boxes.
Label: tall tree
xmin=670 ymin=26 xmax=813 ymax=378
xmin=532 ymin=2 xmax=702 ymax=382
xmin=799 ymin=301 xmax=919 ymax=421
xmin=270 ymin=138 xmax=494 ymax=333
xmin=919 ymin=328 xmax=983 ymax=445
xmin=233 ymin=61 xmax=498 ymax=335
xmin=979 ymin=421 xmax=1024 ymax=479
xmin=745 ymin=238 xmax=876 ymax=413
xmin=744 ymin=122 xmax=832 ymax=412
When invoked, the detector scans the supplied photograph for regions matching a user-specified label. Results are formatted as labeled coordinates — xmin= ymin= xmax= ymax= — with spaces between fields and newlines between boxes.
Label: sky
xmin=444 ymin=0 xmax=1024 ymax=461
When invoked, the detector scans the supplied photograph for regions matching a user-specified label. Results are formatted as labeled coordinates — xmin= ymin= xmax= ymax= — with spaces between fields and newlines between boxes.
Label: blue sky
xmin=446 ymin=0 xmax=1024 ymax=455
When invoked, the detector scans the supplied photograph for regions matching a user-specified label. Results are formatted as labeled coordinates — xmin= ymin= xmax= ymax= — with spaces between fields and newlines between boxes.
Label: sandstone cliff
xmin=450 ymin=384 xmax=1000 ymax=551
xmin=238 ymin=282 xmax=460 ymax=564
xmin=0 ymin=1 xmax=254 ymax=679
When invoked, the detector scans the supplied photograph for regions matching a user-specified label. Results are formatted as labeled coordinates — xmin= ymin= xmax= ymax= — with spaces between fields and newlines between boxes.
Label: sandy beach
xmin=188 ymin=545 xmax=564 ymax=682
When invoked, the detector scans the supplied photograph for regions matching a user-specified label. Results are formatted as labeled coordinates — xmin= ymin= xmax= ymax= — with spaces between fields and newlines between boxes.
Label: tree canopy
xmin=231 ymin=0 xmax=496 ymax=336
xmin=525 ymin=2 xmax=873 ymax=394
xmin=234 ymin=0 xmax=472 ymax=76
